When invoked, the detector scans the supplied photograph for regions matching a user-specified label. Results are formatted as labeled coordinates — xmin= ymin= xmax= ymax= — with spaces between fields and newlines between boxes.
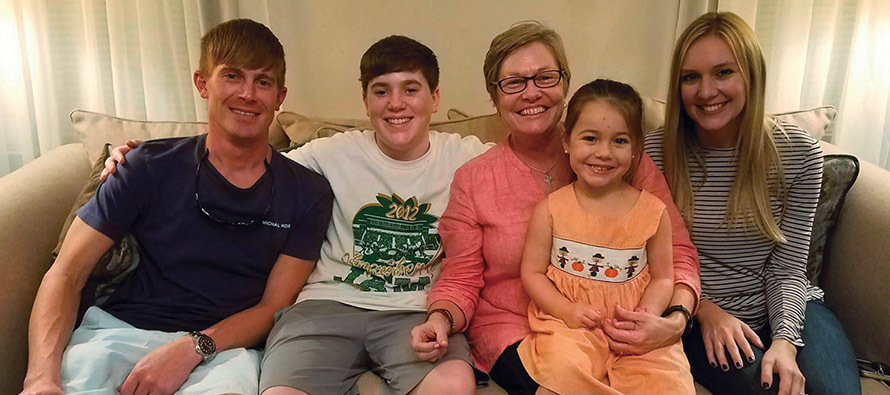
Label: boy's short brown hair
xmin=359 ymin=35 xmax=439 ymax=93
xmin=199 ymin=19 xmax=286 ymax=88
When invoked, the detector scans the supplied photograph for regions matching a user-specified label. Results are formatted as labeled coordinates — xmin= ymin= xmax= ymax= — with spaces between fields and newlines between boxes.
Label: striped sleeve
xmin=765 ymin=124 xmax=823 ymax=346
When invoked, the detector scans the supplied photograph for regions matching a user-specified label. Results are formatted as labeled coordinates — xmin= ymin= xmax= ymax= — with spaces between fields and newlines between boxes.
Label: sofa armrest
xmin=0 ymin=143 xmax=91 ymax=394
xmin=819 ymin=144 xmax=890 ymax=367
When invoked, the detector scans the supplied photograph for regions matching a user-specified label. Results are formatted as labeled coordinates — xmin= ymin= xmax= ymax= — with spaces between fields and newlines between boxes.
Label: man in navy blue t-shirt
xmin=21 ymin=19 xmax=332 ymax=395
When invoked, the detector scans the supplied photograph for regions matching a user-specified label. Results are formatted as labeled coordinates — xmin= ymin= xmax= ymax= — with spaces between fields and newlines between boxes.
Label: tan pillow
xmin=431 ymin=114 xmax=508 ymax=143
xmin=641 ymin=101 xmax=835 ymax=139
xmin=630 ymin=98 xmax=835 ymax=139
xmin=70 ymin=110 xmax=207 ymax=162
xmin=277 ymin=111 xmax=509 ymax=146
xmin=642 ymin=96 xmax=667 ymax=134
xmin=70 ymin=110 xmax=290 ymax=162
xmin=276 ymin=103 xmax=835 ymax=149
xmin=772 ymin=105 xmax=836 ymax=140
xmin=275 ymin=111 xmax=371 ymax=147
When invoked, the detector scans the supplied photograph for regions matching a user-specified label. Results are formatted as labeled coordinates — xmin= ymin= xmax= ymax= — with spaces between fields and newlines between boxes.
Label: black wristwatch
xmin=188 ymin=331 xmax=217 ymax=362
xmin=662 ymin=305 xmax=693 ymax=336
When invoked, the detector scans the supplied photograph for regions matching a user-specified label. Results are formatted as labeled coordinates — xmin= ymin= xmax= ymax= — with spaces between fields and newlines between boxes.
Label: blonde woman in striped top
xmin=644 ymin=12 xmax=860 ymax=395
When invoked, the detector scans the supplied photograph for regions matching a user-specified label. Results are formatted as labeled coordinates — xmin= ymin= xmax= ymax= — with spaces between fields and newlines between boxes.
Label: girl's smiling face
xmin=563 ymin=100 xmax=634 ymax=192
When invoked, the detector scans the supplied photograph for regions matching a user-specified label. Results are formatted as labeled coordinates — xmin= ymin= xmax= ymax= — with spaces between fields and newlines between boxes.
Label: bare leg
xmin=408 ymin=360 xmax=475 ymax=395
xmin=261 ymin=386 xmax=310 ymax=395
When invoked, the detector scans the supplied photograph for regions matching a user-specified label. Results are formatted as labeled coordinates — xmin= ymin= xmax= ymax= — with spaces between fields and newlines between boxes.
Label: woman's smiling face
xmin=494 ymin=41 xmax=566 ymax=138
xmin=679 ymin=35 xmax=747 ymax=147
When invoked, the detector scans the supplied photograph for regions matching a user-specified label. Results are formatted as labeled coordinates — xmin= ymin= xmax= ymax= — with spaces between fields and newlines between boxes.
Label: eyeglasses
xmin=195 ymin=151 xmax=273 ymax=227
xmin=494 ymin=69 xmax=564 ymax=95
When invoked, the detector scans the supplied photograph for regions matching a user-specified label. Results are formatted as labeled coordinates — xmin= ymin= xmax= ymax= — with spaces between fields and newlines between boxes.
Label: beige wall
xmin=267 ymin=0 xmax=709 ymax=121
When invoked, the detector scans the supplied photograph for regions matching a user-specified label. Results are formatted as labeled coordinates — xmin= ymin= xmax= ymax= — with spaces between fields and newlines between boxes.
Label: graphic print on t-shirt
xmin=335 ymin=193 xmax=440 ymax=292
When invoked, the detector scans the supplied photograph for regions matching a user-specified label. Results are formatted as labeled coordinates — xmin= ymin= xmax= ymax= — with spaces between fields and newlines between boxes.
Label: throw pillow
xmin=70 ymin=110 xmax=207 ymax=163
xmin=807 ymin=154 xmax=859 ymax=286
xmin=773 ymin=106 xmax=837 ymax=141
xmin=69 ymin=110 xmax=290 ymax=162
xmin=53 ymin=144 xmax=140 ymax=319
xmin=277 ymin=110 xmax=508 ymax=146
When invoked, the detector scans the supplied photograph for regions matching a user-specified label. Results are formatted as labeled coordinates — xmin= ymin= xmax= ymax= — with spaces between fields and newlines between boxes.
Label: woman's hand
xmin=561 ymin=302 xmax=601 ymax=329
xmin=696 ymin=300 xmax=764 ymax=371
xmin=99 ymin=139 xmax=141 ymax=182
xmin=761 ymin=339 xmax=805 ymax=395
xmin=410 ymin=313 xmax=450 ymax=362
xmin=603 ymin=305 xmax=683 ymax=354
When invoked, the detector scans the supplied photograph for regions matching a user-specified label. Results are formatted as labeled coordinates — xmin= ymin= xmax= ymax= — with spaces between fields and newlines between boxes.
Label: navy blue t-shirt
xmin=76 ymin=135 xmax=332 ymax=332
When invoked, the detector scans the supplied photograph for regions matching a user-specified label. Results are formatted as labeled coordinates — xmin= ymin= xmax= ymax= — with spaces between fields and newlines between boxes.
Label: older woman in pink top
xmin=410 ymin=22 xmax=701 ymax=392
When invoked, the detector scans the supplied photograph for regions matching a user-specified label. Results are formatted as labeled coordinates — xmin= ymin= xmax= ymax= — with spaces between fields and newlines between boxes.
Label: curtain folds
xmin=0 ymin=0 xmax=887 ymax=176
xmin=720 ymin=0 xmax=890 ymax=169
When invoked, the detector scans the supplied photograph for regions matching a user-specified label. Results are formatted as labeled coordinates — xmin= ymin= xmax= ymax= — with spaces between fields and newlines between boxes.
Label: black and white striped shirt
xmin=645 ymin=122 xmax=824 ymax=346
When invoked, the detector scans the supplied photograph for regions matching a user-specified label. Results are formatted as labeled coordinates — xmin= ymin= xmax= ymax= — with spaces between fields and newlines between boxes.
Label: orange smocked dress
xmin=517 ymin=184 xmax=693 ymax=395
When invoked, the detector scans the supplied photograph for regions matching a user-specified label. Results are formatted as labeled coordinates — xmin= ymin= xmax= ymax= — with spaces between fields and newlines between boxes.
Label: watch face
xmin=195 ymin=334 xmax=216 ymax=355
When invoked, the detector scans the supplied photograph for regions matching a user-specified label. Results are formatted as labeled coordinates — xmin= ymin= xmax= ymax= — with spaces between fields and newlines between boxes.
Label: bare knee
xmin=410 ymin=360 xmax=475 ymax=395
xmin=261 ymin=386 xmax=310 ymax=395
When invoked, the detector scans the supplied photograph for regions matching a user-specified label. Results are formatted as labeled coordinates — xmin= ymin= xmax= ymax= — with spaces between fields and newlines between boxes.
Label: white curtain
xmin=3 ymin=0 xmax=888 ymax=176
xmin=720 ymin=0 xmax=890 ymax=169
xmin=0 ymin=0 xmax=266 ymax=176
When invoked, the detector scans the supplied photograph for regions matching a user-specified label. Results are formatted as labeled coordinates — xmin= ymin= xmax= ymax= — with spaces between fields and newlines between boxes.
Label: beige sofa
xmin=1 ymin=108 xmax=888 ymax=395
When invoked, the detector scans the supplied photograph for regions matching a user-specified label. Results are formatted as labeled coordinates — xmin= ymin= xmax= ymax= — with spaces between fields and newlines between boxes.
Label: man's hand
xmin=603 ymin=305 xmax=683 ymax=355
xmin=117 ymin=335 xmax=202 ymax=395
xmin=761 ymin=339 xmax=805 ymax=395
xmin=99 ymin=140 xmax=141 ymax=182
xmin=562 ymin=302 xmax=601 ymax=329
xmin=410 ymin=313 xmax=450 ymax=362
xmin=695 ymin=300 xmax=764 ymax=371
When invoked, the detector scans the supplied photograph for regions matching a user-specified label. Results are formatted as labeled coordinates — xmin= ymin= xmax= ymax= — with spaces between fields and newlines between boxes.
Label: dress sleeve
xmin=766 ymin=139 xmax=823 ymax=346
xmin=631 ymin=153 xmax=702 ymax=311
xmin=427 ymin=165 xmax=487 ymax=331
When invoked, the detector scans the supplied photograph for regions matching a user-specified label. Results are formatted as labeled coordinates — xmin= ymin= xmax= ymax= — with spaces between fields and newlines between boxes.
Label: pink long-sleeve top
xmin=427 ymin=140 xmax=701 ymax=372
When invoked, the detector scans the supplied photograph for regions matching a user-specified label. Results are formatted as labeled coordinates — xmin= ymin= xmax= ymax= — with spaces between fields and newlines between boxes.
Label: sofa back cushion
xmin=277 ymin=102 xmax=837 ymax=149
xmin=69 ymin=110 xmax=289 ymax=162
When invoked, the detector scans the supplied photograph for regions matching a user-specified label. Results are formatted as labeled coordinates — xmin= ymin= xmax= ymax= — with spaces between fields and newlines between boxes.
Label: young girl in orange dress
xmin=518 ymin=79 xmax=694 ymax=394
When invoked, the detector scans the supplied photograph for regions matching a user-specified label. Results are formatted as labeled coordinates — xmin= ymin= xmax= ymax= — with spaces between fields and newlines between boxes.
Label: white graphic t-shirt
xmin=286 ymin=130 xmax=489 ymax=311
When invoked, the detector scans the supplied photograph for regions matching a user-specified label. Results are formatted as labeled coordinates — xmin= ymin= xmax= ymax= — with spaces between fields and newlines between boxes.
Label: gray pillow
xmin=53 ymin=144 xmax=140 ymax=320
xmin=807 ymin=154 xmax=859 ymax=285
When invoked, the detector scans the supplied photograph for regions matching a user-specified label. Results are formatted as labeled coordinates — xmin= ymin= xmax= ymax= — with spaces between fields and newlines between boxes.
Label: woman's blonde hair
xmin=664 ymin=12 xmax=787 ymax=242
xmin=483 ymin=21 xmax=571 ymax=105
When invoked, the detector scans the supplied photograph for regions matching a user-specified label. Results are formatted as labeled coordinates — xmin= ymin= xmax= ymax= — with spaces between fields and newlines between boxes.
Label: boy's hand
xmin=410 ymin=314 xmax=450 ymax=362
xmin=562 ymin=302 xmax=601 ymax=329
xmin=99 ymin=139 xmax=141 ymax=182
xmin=118 ymin=335 xmax=202 ymax=395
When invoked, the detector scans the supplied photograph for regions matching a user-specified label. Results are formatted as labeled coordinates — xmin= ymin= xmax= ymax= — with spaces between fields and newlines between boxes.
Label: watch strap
xmin=662 ymin=305 xmax=693 ymax=336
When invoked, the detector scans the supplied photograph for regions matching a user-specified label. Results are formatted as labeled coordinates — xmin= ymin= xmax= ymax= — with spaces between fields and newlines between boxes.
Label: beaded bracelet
xmin=426 ymin=308 xmax=455 ymax=335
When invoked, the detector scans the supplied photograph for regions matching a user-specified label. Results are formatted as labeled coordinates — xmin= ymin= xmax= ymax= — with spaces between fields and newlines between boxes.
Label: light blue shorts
xmin=61 ymin=306 xmax=260 ymax=395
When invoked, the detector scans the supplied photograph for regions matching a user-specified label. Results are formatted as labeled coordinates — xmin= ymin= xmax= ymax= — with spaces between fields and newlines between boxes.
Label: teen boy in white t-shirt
xmin=259 ymin=36 xmax=489 ymax=395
